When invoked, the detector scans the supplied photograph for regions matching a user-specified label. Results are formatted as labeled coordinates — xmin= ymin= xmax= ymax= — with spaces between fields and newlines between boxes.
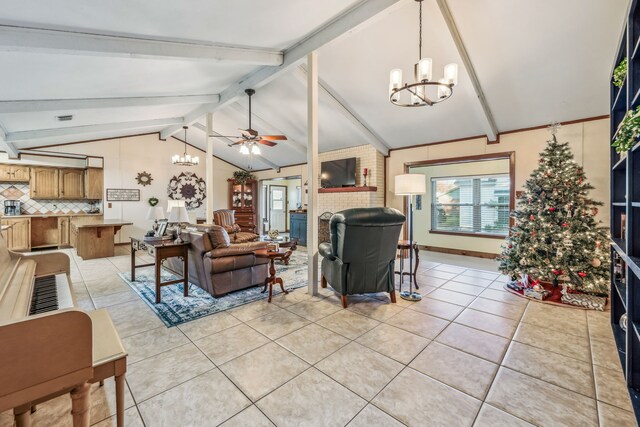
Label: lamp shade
xmin=167 ymin=199 xmax=186 ymax=214
xmin=168 ymin=206 xmax=190 ymax=223
xmin=395 ymin=174 xmax=426 ymax=195
xmin=146 ymin=206 xmax=165 ymax=220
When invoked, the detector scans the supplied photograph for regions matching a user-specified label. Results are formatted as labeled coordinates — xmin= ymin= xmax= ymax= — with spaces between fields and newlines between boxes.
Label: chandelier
xmin=389 ymin=0 xmax=458 ymax=107
xmin=172 ymin=126 xmax=200 ymax=166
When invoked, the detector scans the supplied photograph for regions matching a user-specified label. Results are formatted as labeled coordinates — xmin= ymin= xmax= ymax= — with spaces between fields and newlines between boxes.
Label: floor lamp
xmin=395 ymin=173 xmax=426 ymax=301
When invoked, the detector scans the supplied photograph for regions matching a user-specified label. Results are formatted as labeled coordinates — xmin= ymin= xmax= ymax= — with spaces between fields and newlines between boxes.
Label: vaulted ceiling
xmin=0 ymin=0 xmax=629 ymax=170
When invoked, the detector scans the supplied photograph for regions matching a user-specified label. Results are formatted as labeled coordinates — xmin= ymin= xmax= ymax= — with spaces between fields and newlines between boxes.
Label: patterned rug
xmin=118 ymin=251 xmax=308 ymax=327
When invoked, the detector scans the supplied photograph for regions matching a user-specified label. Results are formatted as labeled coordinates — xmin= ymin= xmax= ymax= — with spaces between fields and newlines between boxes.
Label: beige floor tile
xmin=316 ymin=342 xmax=403 ymax=400
xmin=347 ymin=405 xmax=404 ymax=426
xmin=356 ymin=323 xmax=429 ymax=364
xmin=487 ymin=281 xmax=508 ymax=291
xmin=92 ymin=407 xmax=144 ymax=427
xmin=502 ymin=341 xmax=595 ymax=397
xmin=437 ymin=323 xmax=509 ymax=363
xmin=316 ymin=309 xmax=381 ymax=339
xmin=430 ymin=264 xmax=467 ymax=274
xmin=92 ymin=289 xmax=139 ymax=308
xmin=448 ymin=275 xmax=493 ymax=288
xmin=247 ymin=309 xmax=311 ymax=340
xmin=486 ymin=367 xmax=598 ymax=427
xmin=423 ymin=269 xmax=459 ymax=280
xmin=454 ymin=308 xmax=518 ymax=338
xmin=138 ymin=369 xmax=250 ymax=426
xmin=256 ymin=368 xmax=366 ymax=427
xmin=468 ymin=297 xmax=526 ymax=320
xmin=479 ymin=288 xmax=527 ymax=306
xmin=587 ymin=310 xmax=616 ymax=341
xmin=286 ymin=298 xmax=343 ymax=321
xmin=593 ymin=364 xmax=633 ymax=411
xmin=220 ymin=342 xmax=309 ymax=401
xmin=590 ymin=336 xmax=623 ymax=371
xmin=408 ymin=297 xmax=465 ymax=320
xmin=413 ymin=275 xmax=448 ymax=288
xmin=441 ymin=281 xmax=486 ymax=296
xmin=276 ymin=323 xmax=349 ymax=364
xmin=347 ymin=298 xmax=405 ymax=321
xmin=194 ymin=323 xmax=270 ymax=365
xmin=385 ymin=307 xmax=450 ymax=340
xmin=85 ymin=275 xmax=132 ymax=298
xmin=229 ymin=300 xmax=283 ymax=322
xmin=106 ymin=299 xmax=165 ymax=338
xmin=521 ymin=304 xmax=588 ymax=337
xmin=270 ymin=288 xmax=314 ymax=308
xmin=121 ymin=326 xmax=190 ymax=364
xmin=473 ymin=404 xmax=534 ymax=427
xmin=220 ymin=405 xmax=275 ymax=427
xmin=597 ymin=401 xmax=637 ymax=427
xmin=127 ymin=343 xmax=214 ymax=402
xmin=373 ymin=367 xmax=481 ymax=426
xmin=459 ymin=270 xmax=500 ymax=281
xmin=428 ymin=288 xmax=476 ymax=306
xmin=410 ymin=342 xmax=498 ymax=400
xmin=177 ymin=311 xmax=241 ymax=341
xmin=513 ymin=322 xmax=591 ymax=362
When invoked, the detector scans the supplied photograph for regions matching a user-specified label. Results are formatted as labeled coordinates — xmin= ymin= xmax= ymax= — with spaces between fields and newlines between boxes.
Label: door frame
xmin=258 ymin=175 xmax=302 ymax=234
xmin=268 ymin=184 xmax=288 ymax=232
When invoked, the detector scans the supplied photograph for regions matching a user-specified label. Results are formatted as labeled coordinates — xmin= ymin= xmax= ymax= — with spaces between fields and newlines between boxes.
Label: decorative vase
xmin=268 ymin=229 xmax=279 ymax=240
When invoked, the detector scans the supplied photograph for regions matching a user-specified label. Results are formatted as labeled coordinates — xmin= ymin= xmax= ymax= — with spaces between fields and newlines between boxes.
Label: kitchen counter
xmin=72 ymin=219 xmax=133 ymax=228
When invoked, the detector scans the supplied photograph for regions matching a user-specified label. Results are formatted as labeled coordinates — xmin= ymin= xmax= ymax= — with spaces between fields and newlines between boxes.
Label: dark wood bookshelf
xmin=610 ymin=2 xmax=640 ymax=422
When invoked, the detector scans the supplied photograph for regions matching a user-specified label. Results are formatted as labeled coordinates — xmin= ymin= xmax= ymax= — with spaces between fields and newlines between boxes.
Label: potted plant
xmin=613 ymin=57 xmax=627 ymax=88
xmin=613 ymin=106 xmax=640 ymax=153
xmin=233 ymin=170 xmax=255 ymax=184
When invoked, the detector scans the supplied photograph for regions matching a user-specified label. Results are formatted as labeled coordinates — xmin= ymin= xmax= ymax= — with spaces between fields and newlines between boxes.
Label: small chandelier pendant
xmin=389 ymin=0 xmax=458 ymax=107
xmin=172 ymin=126 xmax=200 ymax=166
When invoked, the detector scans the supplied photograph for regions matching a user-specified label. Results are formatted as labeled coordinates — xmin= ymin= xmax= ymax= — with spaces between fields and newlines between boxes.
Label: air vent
xmin=55 ymin=115 xmax=73 ymax=122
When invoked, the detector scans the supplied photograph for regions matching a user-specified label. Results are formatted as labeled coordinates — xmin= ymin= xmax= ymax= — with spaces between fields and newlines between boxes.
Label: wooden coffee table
xmin=254 ymin=248 xmax=293 ymax=302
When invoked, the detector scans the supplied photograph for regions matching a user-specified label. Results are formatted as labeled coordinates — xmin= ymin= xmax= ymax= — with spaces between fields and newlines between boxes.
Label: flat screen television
xmin=321 ymin=157 xmax=356 ymax=188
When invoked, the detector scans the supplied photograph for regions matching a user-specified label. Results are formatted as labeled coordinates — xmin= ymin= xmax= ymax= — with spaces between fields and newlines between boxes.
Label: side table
xmin=254 ymin=248 xmax=292 ymax=302
xmin=259 ymin=236 xmax=298 ymax=265
xmin=130 ymin=237 xmax=190 ymax=304
xmin=395 ymin=240 xmax=420 ymax=292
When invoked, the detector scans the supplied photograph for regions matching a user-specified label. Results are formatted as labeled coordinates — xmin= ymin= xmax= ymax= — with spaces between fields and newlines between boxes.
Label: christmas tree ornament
xmin=591 ymin=258 xmax=602 ymax=267
xmin=578 ymin=271 xmax=587 ymax=278
xmin=548 ymin=206 xmax=556 ymax=212
xmin=530 ymin=214 xmax=535 ymax=221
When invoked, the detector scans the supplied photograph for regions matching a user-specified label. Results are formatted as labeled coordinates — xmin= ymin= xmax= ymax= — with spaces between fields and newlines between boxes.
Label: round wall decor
xmin=167 ymin=172 xmax=206 ymax=209
xmin=136 ymin=171 xmax=153 ymax=186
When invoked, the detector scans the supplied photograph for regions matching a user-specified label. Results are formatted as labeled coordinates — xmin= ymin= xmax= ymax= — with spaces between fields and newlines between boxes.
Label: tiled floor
xmin=0 ymin=249 xmax=635 ymax=426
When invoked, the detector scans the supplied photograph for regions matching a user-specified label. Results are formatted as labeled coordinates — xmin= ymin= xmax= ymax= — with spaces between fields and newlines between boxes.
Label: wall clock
xmin=167 ymin=172 xmax=206 ymax=209
xmin=136 ymin=171 xmax=153 ymax=186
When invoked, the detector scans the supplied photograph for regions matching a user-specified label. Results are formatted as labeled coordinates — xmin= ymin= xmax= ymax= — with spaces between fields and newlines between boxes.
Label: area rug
xmin=118 ymin=251 xmax=308 ymax=327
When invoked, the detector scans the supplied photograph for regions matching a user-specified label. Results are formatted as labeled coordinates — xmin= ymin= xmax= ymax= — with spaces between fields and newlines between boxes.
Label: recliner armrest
xmin=319 ymin=242 xmax=336 ymax=261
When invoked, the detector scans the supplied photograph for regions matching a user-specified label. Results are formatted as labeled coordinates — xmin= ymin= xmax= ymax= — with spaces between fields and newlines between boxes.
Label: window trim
xmin=402 ymin=152 xmax=516 ymax=240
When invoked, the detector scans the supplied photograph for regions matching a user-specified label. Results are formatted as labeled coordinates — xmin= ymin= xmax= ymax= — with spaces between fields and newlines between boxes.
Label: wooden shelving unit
xmin=318 ymin=186 xmax=377 ymax=193
xmin=610 ymin=3 xmax=640 ymax=422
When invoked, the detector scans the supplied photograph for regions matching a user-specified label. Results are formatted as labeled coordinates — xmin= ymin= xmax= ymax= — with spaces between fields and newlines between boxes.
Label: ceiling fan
xmin=218 ymin=89 xmax=287 ymax=156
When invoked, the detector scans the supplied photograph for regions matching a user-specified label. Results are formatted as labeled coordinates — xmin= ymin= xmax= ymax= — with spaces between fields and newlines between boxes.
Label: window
xmin=431 ymin=174 xmax=510 ymax=236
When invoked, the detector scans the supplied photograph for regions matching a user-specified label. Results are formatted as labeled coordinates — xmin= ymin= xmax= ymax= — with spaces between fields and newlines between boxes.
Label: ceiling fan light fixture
xmin=239 ymin=144 xmax=250 ymax=155
xmin=251 ymin=144 xmax=261 ymax=155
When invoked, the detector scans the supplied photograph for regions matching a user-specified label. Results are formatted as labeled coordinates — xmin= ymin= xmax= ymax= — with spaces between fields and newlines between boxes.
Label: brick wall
xmin=318 ymin=145 xmax=385 ymax=214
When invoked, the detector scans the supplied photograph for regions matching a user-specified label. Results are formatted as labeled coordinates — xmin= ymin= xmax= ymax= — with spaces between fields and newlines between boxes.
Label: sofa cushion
xmin=208 ymin=253 xmax=268 ymax=274
xmin=207 ymin=241 xmax=268 ymax=258
xmin=193 ymin=224 xmax=230 ymax=248
xmin=231 ymin=231 xmax=259 ymax=243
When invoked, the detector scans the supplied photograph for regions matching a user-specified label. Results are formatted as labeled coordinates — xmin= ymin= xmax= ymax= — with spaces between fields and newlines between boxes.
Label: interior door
xmin=269 ymin=185 xmax=287 ymax=232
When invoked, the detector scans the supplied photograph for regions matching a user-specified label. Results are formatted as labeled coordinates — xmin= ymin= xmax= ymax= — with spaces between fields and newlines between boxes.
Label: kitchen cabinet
xmin=0 ymin=165 xmax=30 ymax=182
xmin=58 ymin=216 xmax=70 ymax=247
xmin=84 ymin=168 xmax=104 ymax=200
xmin=59 ymin=168 xmax=85 ymax=199
xmin=1 ymin=218 xmax=31 ymax=251
xmin=290 ymin=211 xmax=307 ymax=246
xmin=228 ymin=179 xmax=257 ymax=232
xmin=30 ymin=167 xmax=59 ymax=199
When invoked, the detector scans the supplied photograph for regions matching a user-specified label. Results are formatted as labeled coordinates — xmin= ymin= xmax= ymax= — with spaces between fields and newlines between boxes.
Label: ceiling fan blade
xmin=257 ymin=139 xmax=278 ymax=147
xmin=230 ymin=140 xmax=245 ymax=146
xmin=214 ymin=135 xmax=243 ymax=138
xmin=259 ymin=135 xmax=287 ymax=141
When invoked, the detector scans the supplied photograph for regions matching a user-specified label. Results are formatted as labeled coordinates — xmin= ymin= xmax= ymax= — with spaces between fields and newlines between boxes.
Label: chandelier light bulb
xmin=417 ymin=58 xmax=432 ymax=81
xmin=438 ymin=79 xmax=450 ymax=99
xmin=444 ymin=63 xmax=458 ymax=85
xmin=390 ymin=69 xmax=403 ymax=89
xmin=239 ymin=144 xmax=250 ymax=155
xmin=251 ymin=144 xmax=261 ymax=155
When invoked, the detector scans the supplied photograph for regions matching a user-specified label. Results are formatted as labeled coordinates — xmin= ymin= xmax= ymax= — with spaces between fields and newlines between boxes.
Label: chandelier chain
xmin=418 ymin=0 xmax=422 ymax=60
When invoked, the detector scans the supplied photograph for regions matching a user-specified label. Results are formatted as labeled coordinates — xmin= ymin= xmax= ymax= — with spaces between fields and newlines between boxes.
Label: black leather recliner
xmin=318 ymin=207 xmax=406 ymax=308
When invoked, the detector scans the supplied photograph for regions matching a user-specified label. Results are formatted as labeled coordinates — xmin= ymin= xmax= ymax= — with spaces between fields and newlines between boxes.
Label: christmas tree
xmin=499 ymin=125 xmax=610 ymax=295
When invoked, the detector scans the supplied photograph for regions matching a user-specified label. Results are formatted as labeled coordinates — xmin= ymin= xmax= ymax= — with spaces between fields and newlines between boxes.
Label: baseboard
xmin=115 ymin=242 xmax=129 ymax=246
xmin=419 ymin=245 xmax=498 ymax=260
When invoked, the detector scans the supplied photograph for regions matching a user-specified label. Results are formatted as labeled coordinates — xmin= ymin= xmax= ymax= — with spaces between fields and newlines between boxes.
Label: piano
xmin=0 ymin=231 xmax=127 ymax=427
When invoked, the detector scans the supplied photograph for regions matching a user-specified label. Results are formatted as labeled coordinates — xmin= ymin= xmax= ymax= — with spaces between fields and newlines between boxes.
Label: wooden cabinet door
xmin=58 ymin=217 xmax=70 ymax=247
xmin=2 ymin=218 xmax=30 ymax=251
xmin=30 ymin=167 xmax=59 ymax=199
xmin=1 ymin=220 xmax=11 ymax=248
xmin=84 ymin=168 xmax=104 ymax=199
xmin=0 ymin=165 xmax=13 ymax=181
xmin=11 ymin=166 xmax=30 ymax=181
xmin=59 ymin=169 xmax=84 ymax=199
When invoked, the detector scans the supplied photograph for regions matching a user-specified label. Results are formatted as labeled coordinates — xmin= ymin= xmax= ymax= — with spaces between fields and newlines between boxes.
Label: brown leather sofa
xmin=165 ymin=224 xmax=269 ymax=297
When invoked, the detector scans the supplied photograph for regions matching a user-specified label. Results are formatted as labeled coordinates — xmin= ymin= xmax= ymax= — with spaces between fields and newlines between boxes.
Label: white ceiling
xmin=0 ymin=0 xmax=629 ymax=170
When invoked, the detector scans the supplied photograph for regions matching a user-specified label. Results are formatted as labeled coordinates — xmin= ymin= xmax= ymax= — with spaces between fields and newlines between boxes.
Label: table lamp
xmin=168 ymin=206 xmax=190 ymax=243
xmin=167 ymin=199 xmax=186 ymax=215
xmin=395 ymin=173 xmax=426 ymax=301
xmin=145 ymin=206 xmax=165 ymax=235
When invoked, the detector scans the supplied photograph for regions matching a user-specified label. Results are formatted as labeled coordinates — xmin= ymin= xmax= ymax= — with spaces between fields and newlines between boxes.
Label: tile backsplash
xmin=0 ymin=183 xmax=101 ymax=215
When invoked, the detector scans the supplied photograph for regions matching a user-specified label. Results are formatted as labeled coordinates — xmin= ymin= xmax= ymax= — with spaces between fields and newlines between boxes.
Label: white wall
xmin=386 ymin=118 xmax=611 ymax=254
xmin=44 ymin=133 xmax=237 ymax=242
